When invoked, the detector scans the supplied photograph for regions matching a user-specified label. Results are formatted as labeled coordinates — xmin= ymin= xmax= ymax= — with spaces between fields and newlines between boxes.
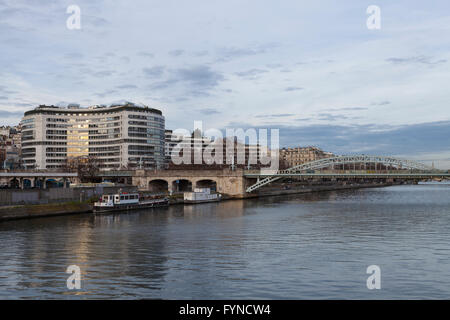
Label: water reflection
xmin=0 ymin=184 xmax=449 ymax=299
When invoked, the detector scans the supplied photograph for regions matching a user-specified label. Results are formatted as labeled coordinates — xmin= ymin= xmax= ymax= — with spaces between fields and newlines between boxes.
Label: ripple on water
xmin=0 ymin=184 xmax=449 ymax=299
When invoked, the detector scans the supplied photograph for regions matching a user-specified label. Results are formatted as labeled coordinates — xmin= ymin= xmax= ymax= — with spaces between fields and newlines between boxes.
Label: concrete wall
xmin=0 ymin=185 xmax=136 ymax=206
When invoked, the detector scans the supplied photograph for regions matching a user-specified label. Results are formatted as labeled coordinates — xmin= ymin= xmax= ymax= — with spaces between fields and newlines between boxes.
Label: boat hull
xmin=93 ymin=199 xmax=169 ymax=214
xmin=184 ymin=198 xmax=221 ymax=204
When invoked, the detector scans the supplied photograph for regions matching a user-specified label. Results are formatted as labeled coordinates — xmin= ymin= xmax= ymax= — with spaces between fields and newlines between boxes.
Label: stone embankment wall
xmin=0 ymin=186 xmax=136 ymax=206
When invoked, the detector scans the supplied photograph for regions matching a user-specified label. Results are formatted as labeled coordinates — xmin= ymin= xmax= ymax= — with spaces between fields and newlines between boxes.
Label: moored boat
xmin=93 ymin=191 xmax=169 ymax=214
xmin=184 ymin=188 xmax=221 ymax=204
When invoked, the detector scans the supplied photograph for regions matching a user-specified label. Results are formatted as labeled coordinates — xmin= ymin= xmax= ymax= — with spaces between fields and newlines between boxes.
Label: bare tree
xmin=63 ymin=156 xmax=101 ymax=183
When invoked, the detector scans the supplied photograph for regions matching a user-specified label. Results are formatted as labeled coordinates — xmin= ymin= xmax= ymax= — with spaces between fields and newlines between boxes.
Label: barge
xmin=93 ymin=192 xmax=169 ymax=214
xmin=184 ymin=188 xmax=222 ymax=204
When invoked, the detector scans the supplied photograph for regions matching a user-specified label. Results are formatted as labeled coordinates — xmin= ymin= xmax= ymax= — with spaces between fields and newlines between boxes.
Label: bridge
xmin=245 ymin=155 xmax=449 ymax=192
xmin=124 ymin=155 xmax=449 ymax=197
xmin=2 ymin=155 xmax=445 ymax=194
xmin=0 ymin=171 xmax=79 ymax=189
xmin=131 ymin=169 xmax=248 ymax=197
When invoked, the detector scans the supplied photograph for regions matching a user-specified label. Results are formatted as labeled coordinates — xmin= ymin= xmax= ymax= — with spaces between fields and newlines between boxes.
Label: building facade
xmin=0 ymin=125 xmax=22 ymax=169
xmin=164 ymin=131 xmax=272 ymax=170
xmin=20 ymin=103 xmax=165 ymax=170
xmin=280 ymin=146 xmax=334 ymax=168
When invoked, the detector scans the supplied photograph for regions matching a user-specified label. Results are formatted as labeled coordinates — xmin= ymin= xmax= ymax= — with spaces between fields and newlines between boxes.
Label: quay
xmin=1 ymin=155 xmax=448 ymax=221
xmin=0 ymin=180 xmax=400 ymax=222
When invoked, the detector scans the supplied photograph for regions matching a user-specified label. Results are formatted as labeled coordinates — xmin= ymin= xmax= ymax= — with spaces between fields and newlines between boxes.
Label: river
xmin=0 ymin=184 xmax=449 ymax=299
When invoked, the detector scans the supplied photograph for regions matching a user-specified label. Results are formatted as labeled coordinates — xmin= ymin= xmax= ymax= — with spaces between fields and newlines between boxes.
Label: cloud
xmin=197 ymin=108 xmax=221 ymax=115
xmin=11 ymin=102 xmax=34 ymax=108
xmin=175 ymin=65 xmax=224 ymax=89
xmin=386 ymin=56 xmax=447 ymax=66
xmin=147 ymin=65 xmax=224 ymax=97
xmin=92 ymin=70 xmax=115 ymax=78
xmin=284 ymin=87 xmax=303 ymax=92
xmin=169 ymin=49 xmax=184 ymax=57
xmin=266 ymin=63 xmax=283 ymax=69
xmin=234 ymin=69 xmax=268 ymax=78
xmin=143 ymin=66 xmax=165 ymax=78
xmin=116 ymin=84 xmax=138 ymax=89
xmin=137 ymin=51 xmax=154 ymax=58
xmin=255 ymin=113 xmax=295 ymax=118
xmin=0 ymin=109 xmax=24 ymax=117
xmin=94 ymin=90 xmax=118 ymax=98
xmin=316 ymin=113 xmax=354 ymax=121
xmin=225 ymin=120 xmax=450 ymax=158
xmin=64 ymin=52 xmax=84 ymax=59
xmin=216 ymin=43 xmax=278 ymax=62
xmin=322 ymin=107 xmax=369 ymax=112
xmin=371 ymin=101 xmax=391 ymax=106
xmin=194 ymin=50 xmax=209 ymax=57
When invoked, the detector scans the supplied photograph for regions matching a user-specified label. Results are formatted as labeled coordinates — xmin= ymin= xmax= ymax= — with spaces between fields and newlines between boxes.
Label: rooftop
xmin=24 ymin=102 xmax=163 ymax=116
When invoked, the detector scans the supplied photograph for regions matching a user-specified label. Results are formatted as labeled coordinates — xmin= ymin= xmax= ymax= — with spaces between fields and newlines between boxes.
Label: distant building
xmin=20 ymin=103 xmax=166 ymax=170
xmin=280 ymin=146 xmax=334 ymax=169
xmin=164 ymin=131 xmax=271 ymax=170
xmin=0 ymin=125 xmax=22 ymax=169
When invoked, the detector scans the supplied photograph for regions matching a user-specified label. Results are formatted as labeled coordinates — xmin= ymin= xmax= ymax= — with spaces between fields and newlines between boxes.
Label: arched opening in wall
xmin=148 ymin=179 xmax=169 ymax=193
xmin=23 ymin=179 xmax=33 ymax=189
xmin=35 ymin=179 xmax=44 ymax=189
xmin=57 ymin=179 xmax=67 ymax=188
xmin=45 ymin=179 xmax=59 ymax=189
xmin=196 ymin=179 xmax=217 ymax=192
xmin=9 ymin=178 xmax=19 ymax=189
xmin=172 ymin=179 xmax=192 ymax=193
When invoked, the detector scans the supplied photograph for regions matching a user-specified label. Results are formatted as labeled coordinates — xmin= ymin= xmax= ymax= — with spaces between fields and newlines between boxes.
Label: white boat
xmin=184 ymin=188 xmax=221 ymax=204
xmin=93 ymin=191 xmax=169 ymax=214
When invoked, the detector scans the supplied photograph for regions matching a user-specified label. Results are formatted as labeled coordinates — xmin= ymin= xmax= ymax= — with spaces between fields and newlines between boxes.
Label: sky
xmin=0 ymin=0 xmax=449 ymax=167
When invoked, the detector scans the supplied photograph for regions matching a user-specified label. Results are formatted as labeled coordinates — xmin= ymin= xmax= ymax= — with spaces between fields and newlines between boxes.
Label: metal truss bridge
xmin=245 ymin=155 xmax=450 ymax=192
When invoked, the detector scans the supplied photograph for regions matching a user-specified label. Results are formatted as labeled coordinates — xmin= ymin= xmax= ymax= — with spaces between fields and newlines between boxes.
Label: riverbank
xmin=0 ymin=201 xmax=93 ymax=221
xmin=0 ymin=182 xmax=394 ymax=221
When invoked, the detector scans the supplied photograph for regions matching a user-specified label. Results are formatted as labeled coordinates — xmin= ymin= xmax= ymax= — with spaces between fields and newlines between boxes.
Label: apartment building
xmin=0 ymin=125 xmax=22 ymax=169
xmin=280 ymin=146 xmax=334 ymax=168
xmin=20 ymin=103 xmax=165 ymax=170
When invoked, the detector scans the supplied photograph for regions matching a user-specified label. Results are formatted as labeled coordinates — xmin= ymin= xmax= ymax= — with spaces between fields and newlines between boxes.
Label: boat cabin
xmin=99 ymin=193 xmax=140 ymax=206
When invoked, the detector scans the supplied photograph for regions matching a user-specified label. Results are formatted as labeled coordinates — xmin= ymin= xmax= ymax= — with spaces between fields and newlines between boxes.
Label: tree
xmin=63 ymin=156 xmax=101 ymax=183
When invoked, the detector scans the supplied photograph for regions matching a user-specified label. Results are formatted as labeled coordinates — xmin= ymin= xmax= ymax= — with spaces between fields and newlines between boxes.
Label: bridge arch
xmin=9 ymin=178 xmax=19 ymax=189
xmin=172 ymin=179 xmax=192 ymax=192
xmin=22 ymin=178 xmax=33 ymax=189
xmin=148 ymin=179 xmax=169 ymax=193
xmin=246 ymin=155 xmax=434 ymax=192
xmin=195 ymin=179 xmax=217 ymax=192
xmin=283 ymin=155 xmax=432 ymax=173
xmin=45 ymin=178 xmax=59 ymax=189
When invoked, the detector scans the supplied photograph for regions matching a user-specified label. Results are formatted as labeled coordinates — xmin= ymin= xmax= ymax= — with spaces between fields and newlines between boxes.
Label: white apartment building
xmin=20 ymin=103 xmax=165 ymax=170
